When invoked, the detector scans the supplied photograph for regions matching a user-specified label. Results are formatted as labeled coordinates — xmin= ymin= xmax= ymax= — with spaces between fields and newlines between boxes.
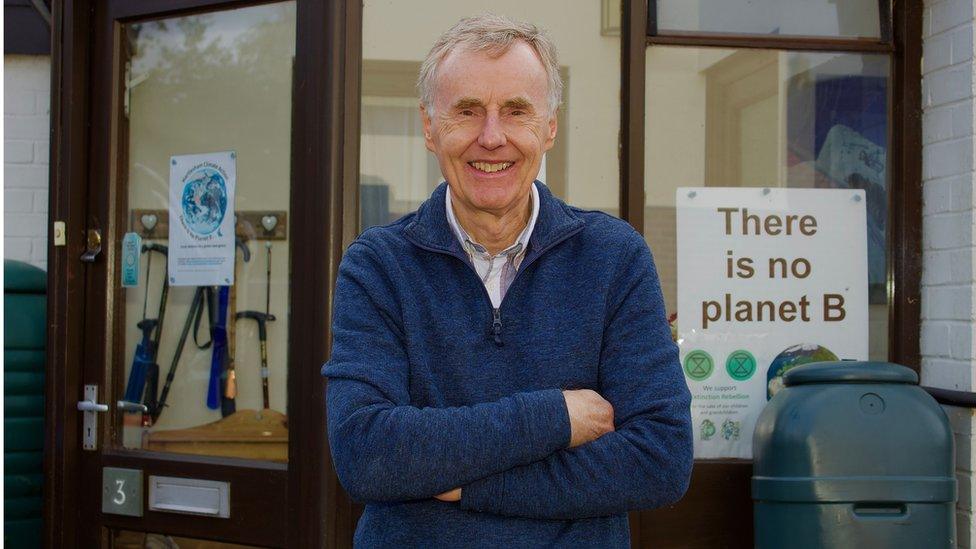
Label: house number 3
xmin=101 ymin=468 xmax=142 ymax=517
xmin=114 ymin=479 xmax=126 ymax=505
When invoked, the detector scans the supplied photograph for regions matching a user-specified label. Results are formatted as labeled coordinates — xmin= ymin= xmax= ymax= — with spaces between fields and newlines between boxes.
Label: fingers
xmin=434 ymin=487 xmax=462 ymax=502
xmin=563 ymin=389 xmax=615 ymax=448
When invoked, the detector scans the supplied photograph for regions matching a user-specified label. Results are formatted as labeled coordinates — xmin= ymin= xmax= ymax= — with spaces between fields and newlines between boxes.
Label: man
xmin=323 ymin=14 xmax=692 ymax=548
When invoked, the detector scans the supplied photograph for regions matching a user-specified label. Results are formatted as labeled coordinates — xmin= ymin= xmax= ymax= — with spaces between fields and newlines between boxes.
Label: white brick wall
xmin=4 ymin=55 xmax=51 ymax=271
xmin=923 ymin=0 xmax=976 ymax=546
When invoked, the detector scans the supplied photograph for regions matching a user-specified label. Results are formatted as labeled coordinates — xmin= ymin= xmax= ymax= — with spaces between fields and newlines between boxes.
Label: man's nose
xmin=478 ymin=113 xmax=506 ymax=149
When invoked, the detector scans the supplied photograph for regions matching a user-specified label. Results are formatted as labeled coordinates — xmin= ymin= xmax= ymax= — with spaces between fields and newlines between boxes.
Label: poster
xmin=168 ymin=151 xmax=237 ymax=286
xmin=676 ymin=187 xmax=868 ymax=459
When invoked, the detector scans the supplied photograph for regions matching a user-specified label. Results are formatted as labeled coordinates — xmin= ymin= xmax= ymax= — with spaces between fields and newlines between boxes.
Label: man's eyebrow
xmin=451 ymin=97 xmax=484 ymax=110
xmin=502 ymin=97 xmax=534 ymax=110
xmin=449 ymin=97 xmax=536 ymax=110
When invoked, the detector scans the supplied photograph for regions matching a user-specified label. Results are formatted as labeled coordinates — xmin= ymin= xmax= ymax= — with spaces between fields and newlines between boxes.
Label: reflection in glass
xmin=120 ymin=2 xmax=295 ymax=461
xmin=644 ymin=47 xmax=889 ymax=360
xmin=113 ymin=530 xmax=266 ymax=549
xmin=656 ymin=0 xmax=883 ymax=39
xmin=360 ymin=1 xmax=621 ymax=231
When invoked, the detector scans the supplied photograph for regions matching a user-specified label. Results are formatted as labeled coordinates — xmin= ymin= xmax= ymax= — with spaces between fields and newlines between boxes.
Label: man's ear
xmin=544 ymin=112 xmax=558 ymax=152
xmin=420 ymin=103 xmax=436 ymax=153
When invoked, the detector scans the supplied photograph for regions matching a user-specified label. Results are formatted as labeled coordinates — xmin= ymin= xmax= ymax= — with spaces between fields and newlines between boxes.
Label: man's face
xmin=421 ymin=41 xmax=557 ymax=217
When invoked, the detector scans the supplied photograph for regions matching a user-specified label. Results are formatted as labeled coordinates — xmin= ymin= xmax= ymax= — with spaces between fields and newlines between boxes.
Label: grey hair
xmin=417 ymin=14 xmax=563 ymax=117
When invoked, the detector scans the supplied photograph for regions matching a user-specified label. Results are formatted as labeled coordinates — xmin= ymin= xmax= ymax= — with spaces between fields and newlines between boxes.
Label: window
xmin=644 ymin=47 xmax=891 ymax=360
xmin=654 ymin=0 xmax=884 ymax=39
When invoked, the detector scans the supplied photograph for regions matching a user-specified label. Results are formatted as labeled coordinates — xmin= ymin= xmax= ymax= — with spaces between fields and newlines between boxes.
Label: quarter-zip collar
xmin=446 ymin=182 xmax=540 ymax=261
xmin=404 ymin=181 xmax=585 ymax=264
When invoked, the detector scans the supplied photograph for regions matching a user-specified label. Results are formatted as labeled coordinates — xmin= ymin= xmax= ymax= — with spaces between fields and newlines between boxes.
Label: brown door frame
xmin=44 ymin=1 xmax=92 ymax=546
xmin=43 ymin=0 xmax=362 ymax=546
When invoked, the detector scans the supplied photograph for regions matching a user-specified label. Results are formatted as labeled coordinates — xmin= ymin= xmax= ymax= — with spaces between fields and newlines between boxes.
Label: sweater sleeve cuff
xmin=519 ymin=388 xmax=572 ymax=454
xmin=459 ymin=389 xmax=568 ymax=514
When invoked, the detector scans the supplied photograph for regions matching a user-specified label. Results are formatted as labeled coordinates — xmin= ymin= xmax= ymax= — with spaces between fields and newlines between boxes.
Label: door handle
xmin=77 ymin=400 xmax=109 ymax=412
xmin=78 ymin=385 xmax=108 ymax=450
xmin=116 ymin=400 xmax=148 ymax=413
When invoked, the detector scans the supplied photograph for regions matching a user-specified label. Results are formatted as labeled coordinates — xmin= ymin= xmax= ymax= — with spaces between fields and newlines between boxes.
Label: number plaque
xmin=102 ymin=467 xmax=143 ymax=517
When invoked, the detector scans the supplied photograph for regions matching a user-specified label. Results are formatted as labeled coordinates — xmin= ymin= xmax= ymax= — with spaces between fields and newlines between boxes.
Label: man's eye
xmin=460 ymin=110 xmax=475 ymax=116
xmin=511 ymin=110 xmax=526 ymax=116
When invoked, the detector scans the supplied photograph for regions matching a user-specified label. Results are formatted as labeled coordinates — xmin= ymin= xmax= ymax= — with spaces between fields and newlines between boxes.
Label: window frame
xmin=621 ymin=0 xmax=921 ymax=369
xmin=648 ymin=0 xmax=894 ymax=47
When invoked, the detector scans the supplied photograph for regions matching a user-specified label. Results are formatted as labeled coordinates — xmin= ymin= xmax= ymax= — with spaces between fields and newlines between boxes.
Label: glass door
xmin=119 ymin=1 xmax=295 ymax=462
xmin=54 ymin=0 xmax=344 ymax=546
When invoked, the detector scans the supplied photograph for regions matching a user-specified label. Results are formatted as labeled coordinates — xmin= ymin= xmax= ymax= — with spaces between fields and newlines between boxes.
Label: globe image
xmin=181 ymin=167 xmax=228 ymax=236
xmin=766 ymin=343 xmax=838 ymax=400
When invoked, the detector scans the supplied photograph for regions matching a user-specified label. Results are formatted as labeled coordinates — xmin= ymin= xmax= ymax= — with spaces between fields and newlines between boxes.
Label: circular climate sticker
xmin=683 ymin=350 xmax=714 ymax=381
xmin=725 ymin=350 xmax=757 ymax=381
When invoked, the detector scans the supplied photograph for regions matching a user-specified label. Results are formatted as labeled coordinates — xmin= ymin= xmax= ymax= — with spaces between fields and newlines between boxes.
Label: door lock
xmin=80 ymin=229 xmax=102 ymax=263
xmin=78 ymin=385 xmax=108 ymax=450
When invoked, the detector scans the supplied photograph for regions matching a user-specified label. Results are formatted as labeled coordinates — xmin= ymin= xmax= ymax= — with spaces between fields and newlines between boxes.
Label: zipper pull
xmin=492 ymin=308 xmax=503 ymax=346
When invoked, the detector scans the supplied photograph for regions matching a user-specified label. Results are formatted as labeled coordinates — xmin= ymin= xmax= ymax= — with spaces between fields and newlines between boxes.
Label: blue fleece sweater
xmin=323 ymin=182 xmax=693 ymax=548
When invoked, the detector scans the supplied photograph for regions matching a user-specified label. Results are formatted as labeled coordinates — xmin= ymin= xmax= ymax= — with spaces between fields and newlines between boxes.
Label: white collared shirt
xmin=445 ymin=183 xmax=540 ymax=308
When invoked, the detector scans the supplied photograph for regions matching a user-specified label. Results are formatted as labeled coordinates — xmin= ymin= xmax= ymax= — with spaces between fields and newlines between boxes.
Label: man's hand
xmin=434 ymin=488 xmax=462 ymax=502
xmin=563 ymin=389 xmax=615 ymax=447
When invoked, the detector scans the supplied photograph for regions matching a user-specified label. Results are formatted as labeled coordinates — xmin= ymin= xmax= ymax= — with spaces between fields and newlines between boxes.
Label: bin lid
xmin=4 ymin=260 xmax=46 ymax=293
xmin=783 ymin=361 xmax=918 ymax=386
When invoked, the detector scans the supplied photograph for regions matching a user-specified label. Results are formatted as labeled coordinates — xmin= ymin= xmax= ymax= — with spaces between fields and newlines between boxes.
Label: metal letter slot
xmin=148 ymin=476 xmax=230 ymax=518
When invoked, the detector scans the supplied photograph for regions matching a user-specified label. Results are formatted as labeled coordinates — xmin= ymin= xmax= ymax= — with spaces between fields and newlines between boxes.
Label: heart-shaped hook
xmin=261 ymin=215 xmax=278 ymax=233
xmin=141 ymin=213 xmax=158 ymax=232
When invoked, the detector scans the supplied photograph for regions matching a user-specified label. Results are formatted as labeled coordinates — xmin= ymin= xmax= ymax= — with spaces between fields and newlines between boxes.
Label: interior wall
xmin=361 ymin=1 xmax=621 ymax=212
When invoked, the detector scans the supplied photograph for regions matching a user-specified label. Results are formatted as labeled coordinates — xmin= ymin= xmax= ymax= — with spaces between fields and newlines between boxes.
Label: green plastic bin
xmin=752 ymin=361 xmax=956 ymax=548
xmin=4 ymin=260 xmax=47 ymax=549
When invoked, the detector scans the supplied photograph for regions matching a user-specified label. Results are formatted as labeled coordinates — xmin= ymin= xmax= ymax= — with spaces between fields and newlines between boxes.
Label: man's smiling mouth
xmin=468 ymin=161 xmax=514 ymax=174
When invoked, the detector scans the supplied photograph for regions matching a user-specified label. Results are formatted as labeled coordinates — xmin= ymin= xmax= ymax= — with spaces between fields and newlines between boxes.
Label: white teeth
xmin=471 ymin=161 xmax=513 ymax=173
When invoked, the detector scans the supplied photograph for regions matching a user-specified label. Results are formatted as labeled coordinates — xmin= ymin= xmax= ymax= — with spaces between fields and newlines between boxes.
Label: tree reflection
xmin=127 ymin=3 xmax=295 ymax=103
xmin=124 ymin=2 xmax=296 ymax=209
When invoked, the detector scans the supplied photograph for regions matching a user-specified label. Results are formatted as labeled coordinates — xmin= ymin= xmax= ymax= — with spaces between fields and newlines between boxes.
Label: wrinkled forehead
xmin=433 ymin=41 xmax=549 ymax=108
